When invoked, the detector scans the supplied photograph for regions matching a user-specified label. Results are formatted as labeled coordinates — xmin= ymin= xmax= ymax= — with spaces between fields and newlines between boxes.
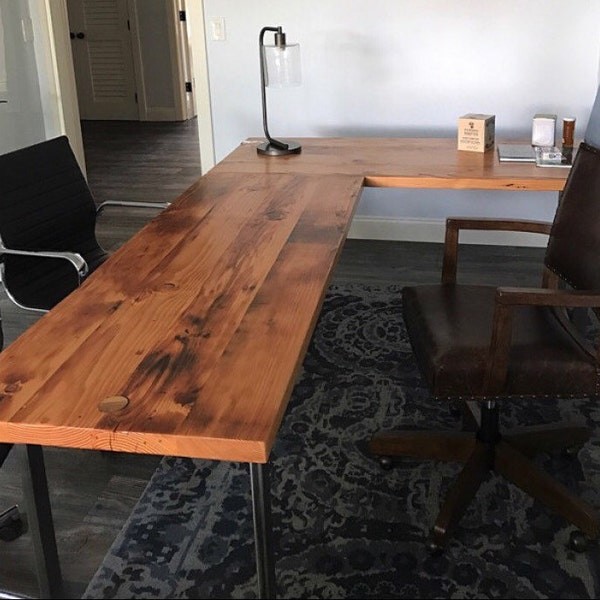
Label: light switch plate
xmin=210 ymin=17 xmax=226 ymax=41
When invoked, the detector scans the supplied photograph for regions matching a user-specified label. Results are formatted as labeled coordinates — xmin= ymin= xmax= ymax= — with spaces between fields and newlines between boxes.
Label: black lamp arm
xmin=259 ymin=26 xmax=289 ymax=151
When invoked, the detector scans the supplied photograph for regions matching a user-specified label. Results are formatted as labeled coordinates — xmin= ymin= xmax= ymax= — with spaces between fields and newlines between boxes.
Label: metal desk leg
xmin=249 ymin=462 xmax=276 ymax=599
xmin=21 ymin=445 xmax=62 ymax=598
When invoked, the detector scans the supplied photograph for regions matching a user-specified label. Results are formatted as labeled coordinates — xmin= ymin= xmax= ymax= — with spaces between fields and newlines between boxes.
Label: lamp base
xmin=257 ymin=140 xmax=302 ymax=156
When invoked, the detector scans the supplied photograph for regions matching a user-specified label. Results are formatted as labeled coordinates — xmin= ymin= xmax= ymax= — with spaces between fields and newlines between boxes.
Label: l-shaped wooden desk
xmin=0 ymin=138 xmax=570 ymax=598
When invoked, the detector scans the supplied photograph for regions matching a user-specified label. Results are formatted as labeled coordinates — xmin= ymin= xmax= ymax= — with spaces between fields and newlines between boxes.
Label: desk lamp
xmin=257 ymin=26 xmax=301 ymax=156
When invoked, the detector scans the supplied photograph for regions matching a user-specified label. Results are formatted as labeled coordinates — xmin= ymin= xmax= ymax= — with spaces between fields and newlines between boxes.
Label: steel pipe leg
xmin=249 ymin=462 xmax=276 ymax=599
xmin=21 ymin=445 xmax=62 ymax=598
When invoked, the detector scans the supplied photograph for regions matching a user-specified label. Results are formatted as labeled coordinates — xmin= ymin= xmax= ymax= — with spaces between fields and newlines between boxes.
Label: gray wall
xmin=0 ymin=0 xmax=55 ymax=154
xmin=202 ymin=0 xmax=600 ymax=241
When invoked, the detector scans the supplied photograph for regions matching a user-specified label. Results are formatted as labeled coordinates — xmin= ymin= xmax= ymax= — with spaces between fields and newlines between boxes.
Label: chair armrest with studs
xmin=484 ymin=286 xmax=600 ymax=393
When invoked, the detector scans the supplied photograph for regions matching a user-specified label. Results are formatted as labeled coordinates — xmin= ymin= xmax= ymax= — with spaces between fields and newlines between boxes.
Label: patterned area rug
xmin=83 ymin=283 xmax=600 ymax=599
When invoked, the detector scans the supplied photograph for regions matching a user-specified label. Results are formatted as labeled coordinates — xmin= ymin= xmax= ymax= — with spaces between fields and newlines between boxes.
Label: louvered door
xmin=67 ymin=0 xmax=138 ymax=120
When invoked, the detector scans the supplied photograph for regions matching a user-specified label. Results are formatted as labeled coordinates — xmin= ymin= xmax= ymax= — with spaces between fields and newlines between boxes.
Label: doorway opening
xmin=58 ymin=0 xmax=214 ymax=177
xmin=66 ymin=0 xmax=196 ymax=122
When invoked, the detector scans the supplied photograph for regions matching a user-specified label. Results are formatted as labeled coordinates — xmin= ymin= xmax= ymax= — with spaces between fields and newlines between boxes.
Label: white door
xmin=66 ymin=0 xmax=139 ymax=120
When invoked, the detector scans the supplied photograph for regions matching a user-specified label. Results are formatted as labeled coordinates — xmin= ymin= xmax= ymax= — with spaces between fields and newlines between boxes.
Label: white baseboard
xmin=141 ymin=107 xmax=179 ymax=121
xmin=348 ymin=216 xmax=548 ymax=247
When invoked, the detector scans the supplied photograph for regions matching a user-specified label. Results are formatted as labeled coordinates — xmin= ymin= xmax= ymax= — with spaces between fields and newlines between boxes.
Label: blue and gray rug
xmin=83 ymin=283 xmax=600 ymax=599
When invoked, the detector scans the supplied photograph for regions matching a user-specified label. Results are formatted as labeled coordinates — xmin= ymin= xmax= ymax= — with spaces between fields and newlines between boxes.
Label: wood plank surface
xmin=213 ymin=137 xmax=569 ymax=192
xmin=0 ymin=122 xmax=555 ymax=599
xmin=0 ymin=172 xmax=362 ymax=463
xmin=0 ymin=136 xmax=567 ymax=471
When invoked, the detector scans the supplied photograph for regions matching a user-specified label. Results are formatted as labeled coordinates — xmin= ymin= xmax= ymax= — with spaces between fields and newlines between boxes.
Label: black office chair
xmin=369 ymin=140 xmax=600 ymax=552
xmin=0 ymin=135 xmax=169 ymax=313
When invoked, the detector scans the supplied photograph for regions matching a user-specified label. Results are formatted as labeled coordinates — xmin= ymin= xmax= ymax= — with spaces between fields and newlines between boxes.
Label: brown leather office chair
xmin=369 ymin=140 xmax=600 ymax=552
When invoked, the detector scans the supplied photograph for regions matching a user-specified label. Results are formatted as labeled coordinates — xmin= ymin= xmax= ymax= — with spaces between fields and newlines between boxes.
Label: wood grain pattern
xmin=214 ymin=138 xmax=569 ymax=192
xmin=0 ymin=115 xmax=551 ymax=598
xmin=0 ymin=172 xmax=361 ymax=463
xmin=0 ymin=137 xmax=566 ymax=471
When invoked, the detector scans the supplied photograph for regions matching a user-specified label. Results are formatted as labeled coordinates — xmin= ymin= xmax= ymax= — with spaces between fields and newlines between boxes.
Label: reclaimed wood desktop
xmin=214 ymin=137 xmax=568 ymax=191
xmin=0 ymin=138 xmax=569 ymax=599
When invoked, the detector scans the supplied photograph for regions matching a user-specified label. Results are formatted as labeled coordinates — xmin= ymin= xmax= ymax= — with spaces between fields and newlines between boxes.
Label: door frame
xmin=48 ymin=0 xmax=215 ymax=175
xmin=168 ymin=0 xmax=196 ymax=121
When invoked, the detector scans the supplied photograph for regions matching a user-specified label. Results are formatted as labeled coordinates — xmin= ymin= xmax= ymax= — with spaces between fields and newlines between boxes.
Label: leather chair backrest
xmin=545 ymin=141 xmax=600 ymax=291
xmin=584 ymin=84 xmax=600 ymax=148
xmin=0 ymin=135 xmax=97 ymax=253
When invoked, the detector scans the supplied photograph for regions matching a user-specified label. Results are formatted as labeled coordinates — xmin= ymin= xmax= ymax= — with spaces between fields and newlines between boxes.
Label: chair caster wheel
xmin=569 ymin=530 xmax=591 ymax=552
xmin=426 ymin=538 xmax=443 ymax=555
xmin=563 ymin=445 xmax=582 ymax=460
xmin=0 ymin=519 xmax=24 ymax=542
xmin=378 ymin=456 xmax=394 ymax=471
xmin=0 ymin=506 xmax=25 ymax=542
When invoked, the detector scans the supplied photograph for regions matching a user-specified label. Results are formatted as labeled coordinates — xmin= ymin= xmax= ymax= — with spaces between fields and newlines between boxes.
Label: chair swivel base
xmin=368 ymin=421 xmax=599 ymax=552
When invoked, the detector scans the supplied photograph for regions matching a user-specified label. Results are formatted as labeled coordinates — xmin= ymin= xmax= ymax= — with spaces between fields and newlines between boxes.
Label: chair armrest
xmin=484 ymin=286 xmax=600 ymax=393
xmin=495 ymin=287 xmax=600 ymax=308
xmin=0 ymin=246 xmax=88 ymax=278
xmin=96 ymin=200 xmax=171 ymax=217
xmin=442 ymin=217 xmax=553 ymax=284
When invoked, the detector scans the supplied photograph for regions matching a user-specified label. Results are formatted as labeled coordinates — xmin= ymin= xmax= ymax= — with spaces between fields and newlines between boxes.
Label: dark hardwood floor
xmin=0 ymin=120 xmax=546 ymax=598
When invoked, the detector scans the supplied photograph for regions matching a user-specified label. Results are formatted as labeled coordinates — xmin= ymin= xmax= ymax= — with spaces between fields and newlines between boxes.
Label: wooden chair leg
xmin=369 ymin=417 xmax=598 ymax=550
xmin=504 ymin=424 xmax=591 ymax=457
xmin=369 ymin=430 xmax=476 ymax=463
xmin=495 ymin=440 xmax=600 ymax=539
xmin=429 ymin=442 xmax=492 ymax=551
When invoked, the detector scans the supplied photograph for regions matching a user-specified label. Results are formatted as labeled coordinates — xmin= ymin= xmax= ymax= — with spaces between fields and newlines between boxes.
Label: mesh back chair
xmin=369 ymin=140 xmax=600 ymax=552
xmin=0 ymin=135 xmax=169 ymax=313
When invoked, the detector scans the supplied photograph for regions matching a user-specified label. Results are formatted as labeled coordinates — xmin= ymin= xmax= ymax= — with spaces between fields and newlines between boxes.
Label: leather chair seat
xmin=403 ymin=284 xmax=599 ymax=399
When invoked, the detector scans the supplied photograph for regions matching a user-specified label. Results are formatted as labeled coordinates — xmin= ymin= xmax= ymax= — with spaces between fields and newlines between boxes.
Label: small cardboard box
xmin=457 ymin=113 xmax=495 ymax=152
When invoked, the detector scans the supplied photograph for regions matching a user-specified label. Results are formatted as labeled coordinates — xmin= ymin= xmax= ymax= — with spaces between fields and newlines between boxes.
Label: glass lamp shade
xmin=257 ymin=25 xmax=302 ymax=156
xmin=262 ymin=43 xmax=301 ymax=88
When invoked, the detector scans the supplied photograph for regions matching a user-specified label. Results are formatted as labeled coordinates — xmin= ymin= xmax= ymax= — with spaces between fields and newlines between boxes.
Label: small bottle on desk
xmin=562 ymin=117 xmax=575 ymax=163
xmin=562 ymin=118 xmax=575 ymax=147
